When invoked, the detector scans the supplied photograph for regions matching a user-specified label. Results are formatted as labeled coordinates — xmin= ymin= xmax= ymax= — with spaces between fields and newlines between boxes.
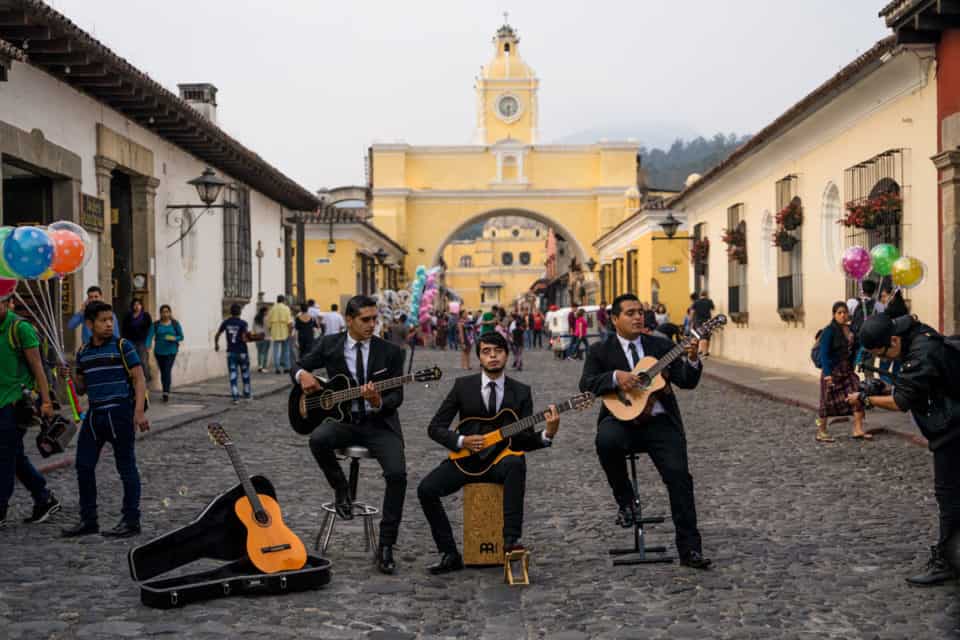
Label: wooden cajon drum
xmin=462 ymin=483 xmax=504 ymax=566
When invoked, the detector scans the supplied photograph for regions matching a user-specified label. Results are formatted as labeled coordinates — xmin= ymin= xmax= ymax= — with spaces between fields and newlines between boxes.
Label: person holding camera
xmin=0 ymin=294 xmax=60 ymax=529
xmin=852 ymin=313 xmax=960 ymax=586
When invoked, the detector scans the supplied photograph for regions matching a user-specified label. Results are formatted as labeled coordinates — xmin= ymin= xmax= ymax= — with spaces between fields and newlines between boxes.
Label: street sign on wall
xmin=658 ymin=265 xmax=678 ymax=273
xmin=80 ymin=194 xmax=105 ymax=233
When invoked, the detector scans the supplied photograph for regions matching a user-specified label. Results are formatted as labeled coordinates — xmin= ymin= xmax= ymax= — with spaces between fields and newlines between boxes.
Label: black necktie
xmin=355 ymin=342 xmax=366 ymax=416
xmin=487 ymin=381 xmax=498 ymax=416
xmin=628 ymin=342 xmax=639 ymax=370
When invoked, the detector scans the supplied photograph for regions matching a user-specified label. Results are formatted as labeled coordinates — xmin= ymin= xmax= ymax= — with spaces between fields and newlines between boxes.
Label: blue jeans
xmin=524 ymin=329 xmax=533 ymax=349
xmin=256 ymin=341 xmax=270 ymax=370
xmin=0 ymin=403 xmax=49 ymax=511
xmin=272 ymin=340 xmax=290 ymax=372
xmin=76 ymin=404 xmax=140 ymax=525
xmin=154 ymin=352 xmax=176 ymax=394
xmin=227 ymin=352 xmax=252 ymax=400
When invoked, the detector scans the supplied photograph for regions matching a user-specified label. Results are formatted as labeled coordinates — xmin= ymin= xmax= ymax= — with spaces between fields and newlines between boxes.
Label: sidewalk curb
xmin=703 ymin=370 xmax=928 ymax=448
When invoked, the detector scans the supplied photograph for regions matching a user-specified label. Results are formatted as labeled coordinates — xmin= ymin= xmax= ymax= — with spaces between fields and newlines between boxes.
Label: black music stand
xmin=609 ymin=452 xmax=674 ymax=565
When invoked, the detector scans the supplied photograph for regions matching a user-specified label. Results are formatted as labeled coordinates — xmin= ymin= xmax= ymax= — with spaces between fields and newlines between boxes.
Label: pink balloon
xmin=0 ymin=277 xmax=15 ymax=298
xmin=841 ymin=246 xmax=872 ymax=281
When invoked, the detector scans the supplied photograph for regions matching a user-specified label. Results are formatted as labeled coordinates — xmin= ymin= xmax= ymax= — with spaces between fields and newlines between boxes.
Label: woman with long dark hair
xmin=817 ymin=301 xmax=870 ymax=442
xmin=122 ymin=298 xmax=153 ymax=384
xmin=252 ymin=306 xmax=270 ymax=373
xmin=145 ymin=304 xmax=183 ymax=402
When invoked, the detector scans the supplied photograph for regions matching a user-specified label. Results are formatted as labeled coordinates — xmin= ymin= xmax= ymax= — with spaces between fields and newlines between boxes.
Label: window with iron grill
xmin=459 ymin=255 xmax=473 ymax=268
xmin=693 ymin=223 xmax=708 ymax=295
xmin=223 ymin=185 xmax=252 ymax=300
xmin=519 ymin=252 xmax=531 ymax=265
xmin=775 ymin=176 xmax=803 ymax=311
xmin=727 ymin=204 xmax=747 ymax=315
xmin=843 ymin=150 xmax=905 ymax=299
xmin=501 ymin=251 xmax=514 ymax=265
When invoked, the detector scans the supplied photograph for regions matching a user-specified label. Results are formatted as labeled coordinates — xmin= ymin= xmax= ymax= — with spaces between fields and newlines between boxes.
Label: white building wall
xmin=0 ymin=62 xmax=297 ymax=385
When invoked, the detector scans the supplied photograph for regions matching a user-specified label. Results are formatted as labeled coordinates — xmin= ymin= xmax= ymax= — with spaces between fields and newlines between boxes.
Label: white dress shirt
xmin=456 ymin=373 xmax=553 ymax=449
xmin=345 ymin=334 xmax=376 ymax=413
xmin=612 ymin=334 xmax=702 ymax=417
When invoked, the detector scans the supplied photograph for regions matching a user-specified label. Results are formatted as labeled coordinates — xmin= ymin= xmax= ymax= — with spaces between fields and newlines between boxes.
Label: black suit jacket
xmin=427 ymin=373 xmax=545 ymax=453
xmin=579 ymin=333 xmax=701 ymax=429
xmin=294 ymin=332 xmax=406 ymax=435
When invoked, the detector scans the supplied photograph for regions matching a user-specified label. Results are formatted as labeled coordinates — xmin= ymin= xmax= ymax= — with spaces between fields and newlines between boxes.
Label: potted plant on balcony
xmin=772 ymin=229 xmax=798 ymax=251
xmin=776 ymin=197 xmax=803 ymax=231
xmin=690 ymin=238 xmax=710 ymax=263
xmin=840 ymin=191 xmax=902 ymax=230
xmin=721 ymin=227 xmax=747 ymax=264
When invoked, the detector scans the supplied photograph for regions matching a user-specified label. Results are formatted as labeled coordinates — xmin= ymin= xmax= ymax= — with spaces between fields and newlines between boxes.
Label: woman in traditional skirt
xmin=817 ymin=301 xmax=871 ymax=442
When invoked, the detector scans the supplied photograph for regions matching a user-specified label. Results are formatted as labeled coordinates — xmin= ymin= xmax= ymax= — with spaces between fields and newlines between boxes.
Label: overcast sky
xmin=52 ymin=0 xmax=889 ymax=190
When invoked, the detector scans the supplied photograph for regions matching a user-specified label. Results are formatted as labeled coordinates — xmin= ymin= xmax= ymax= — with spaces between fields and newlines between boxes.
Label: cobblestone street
xmin=1 ymin=349 xmax=957 ymax=639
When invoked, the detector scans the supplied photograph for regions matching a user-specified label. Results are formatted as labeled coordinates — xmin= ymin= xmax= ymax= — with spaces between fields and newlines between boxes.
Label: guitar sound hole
xmin=255 ymin=512 xmax=271 ymax=526
xmin=635 ymin=373 xmax=651 ymax=388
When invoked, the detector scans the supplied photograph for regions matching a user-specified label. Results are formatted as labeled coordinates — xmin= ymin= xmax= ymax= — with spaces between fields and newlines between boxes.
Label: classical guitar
xmin=207 ymin=423 xmax=307 ymax=574
xmin=601 ymin=315 xmax=727 ymax=423
xmin=287 ymin=366 xmax=442 ymax=435
xmin=449 ymin=392 xmax=595 ymax=476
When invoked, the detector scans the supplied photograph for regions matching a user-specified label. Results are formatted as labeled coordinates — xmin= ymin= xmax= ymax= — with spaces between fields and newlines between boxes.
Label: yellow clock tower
xmin=473 ymin=23 xmax=539 ymax=145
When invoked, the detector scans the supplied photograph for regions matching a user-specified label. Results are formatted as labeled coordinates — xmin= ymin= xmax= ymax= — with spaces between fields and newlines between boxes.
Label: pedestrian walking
xmin=447 ymin=312 xmax=459 ymax=351
xmin=480 ymin=306 xmax=497 ymax=335
xmin=0 ymin=294 xmax=60 ymax=529
xmin=533 ymin=310 xmax=544 ymax=348
xmin=322 ymin=304 xmax=345 ymax=335
xmin=387 ymin=314 xmax=410 ymax=350
xmin=816 ymin=301 xmax=870 ymax=442
xmin=524 ymin=309 xmax=534 ymax=349
xmin=596 ymin=304 xmax=609 ymax=340
xmin=691 ymin=291 xmax=715 ymax=355
xmin=294 ymin=303 xmax=319 ymax=360
xmin=145 ymin=304 xmax=184 ymax=403
xmin=67 ymin=285 xmax=118 ymax=344
xmin=568 ymin=308 xmax=589 ymax=360
xmin=61 ymin=301 xmax=149 ymax=539
xmin=457 ymin=312 xmax=473 ymax=370
xmin=215 ymin=304 xmax=252 ymax=404
xmin=252 ymin=306 xmax=270 ymax=373
xmin=655 ymin=303 xmax=670 ymax=327
xmin=267 ymin=295 xmax=293 ymax=374
xmin=510 ymin=313 xmax=525 ymax=371
xmin=121 ymin=298 xmax=153 ymax=385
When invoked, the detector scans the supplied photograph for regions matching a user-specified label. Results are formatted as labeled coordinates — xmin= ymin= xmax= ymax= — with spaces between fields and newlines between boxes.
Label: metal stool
xmin=315 ymin=446 xmax=379 ymax=557
xmin=609 ymin=452 xmax=673 ymax=565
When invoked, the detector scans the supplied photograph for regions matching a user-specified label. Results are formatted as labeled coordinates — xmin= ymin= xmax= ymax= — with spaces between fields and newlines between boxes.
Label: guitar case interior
xmin=128 ymin=475 xmax=331 ymax=609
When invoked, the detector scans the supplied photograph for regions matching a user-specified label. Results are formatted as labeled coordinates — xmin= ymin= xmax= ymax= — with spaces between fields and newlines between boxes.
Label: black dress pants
xmin=934 ymin=436 xmax=960 ymax=547
xmin=418 ymin=455 xmax=526 ymax=554
xmin=309 ymin=419 xmax=407 ymax=546
xmin=595 ymin=414 xmax=702 ymax=556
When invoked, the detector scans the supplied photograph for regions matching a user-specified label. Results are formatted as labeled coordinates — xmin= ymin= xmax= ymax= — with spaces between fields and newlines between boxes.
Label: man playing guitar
xmin=418 ymin=332 xmax=560 ymax=574
xmin=293 ymin=295 xmax=406 ymax=574
xmin=579 ymin=293 xmax=711 ymax=570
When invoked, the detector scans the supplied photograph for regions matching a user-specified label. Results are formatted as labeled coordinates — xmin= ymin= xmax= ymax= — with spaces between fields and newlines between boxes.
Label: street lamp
xmin=165 ymin=167 xmax=237 ymax=248
xmin=652 ymin=211 xmax=694 ymax=242
xmin=374 ymin=247 xmax=388 ymax=265
xmin=586 ymin=257 xmax=597 ymax=272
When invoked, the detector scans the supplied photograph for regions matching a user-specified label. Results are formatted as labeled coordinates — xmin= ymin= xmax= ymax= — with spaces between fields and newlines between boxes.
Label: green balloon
xmin=0 ymin=227 xmax=19 ymax=279
xmin=870 ymin=243 xmax=900 ymax=277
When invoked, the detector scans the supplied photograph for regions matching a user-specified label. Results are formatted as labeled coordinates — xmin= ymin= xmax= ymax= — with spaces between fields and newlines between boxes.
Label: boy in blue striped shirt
xmin=61 ymin=301 xmax=149 ymax=539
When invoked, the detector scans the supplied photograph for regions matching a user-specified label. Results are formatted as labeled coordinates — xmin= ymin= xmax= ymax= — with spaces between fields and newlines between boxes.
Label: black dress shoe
xmin=101 ymin=521 xmax=141 ymax=538
xmin=427 ymin=551 xmax=464 ymax=575
xmin=906 ymin=545 xmax=958 ymax=587
xmin=376 ymin=545 xmax=396 ymax=575
xmin=616 ymin=503 xmax=637 ymax=528
xmin=680 ymin=550 xmax=713 ymax=570
xmin=334 ymin=487 xmax=354 ymax=520
xmin=61 ymin=521 xmax=99 ymax=538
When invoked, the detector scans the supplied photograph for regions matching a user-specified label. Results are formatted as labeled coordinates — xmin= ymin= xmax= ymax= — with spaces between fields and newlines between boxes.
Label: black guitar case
xmin=128 ymin=475 xmax=331 ymax=609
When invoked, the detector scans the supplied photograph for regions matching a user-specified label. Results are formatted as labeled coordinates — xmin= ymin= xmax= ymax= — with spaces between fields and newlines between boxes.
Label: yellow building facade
xmin=368 ymin=23 xmax=638 ymax=291
xmin=441 ymin=217 xmax=548 ymax=310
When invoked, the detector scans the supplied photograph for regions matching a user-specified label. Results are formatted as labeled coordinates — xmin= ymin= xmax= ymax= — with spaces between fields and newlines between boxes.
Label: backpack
xmin=850 ymin=298 xmax=876 ymax=334
xmin=810 ymin=329 xmax=824 ymax=369
xmin=77 ymin=338 xmax=150 ymax=412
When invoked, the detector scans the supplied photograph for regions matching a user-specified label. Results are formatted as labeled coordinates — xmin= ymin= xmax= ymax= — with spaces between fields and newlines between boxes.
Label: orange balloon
xmin=49 ymin=229 xmax=85 ymax=275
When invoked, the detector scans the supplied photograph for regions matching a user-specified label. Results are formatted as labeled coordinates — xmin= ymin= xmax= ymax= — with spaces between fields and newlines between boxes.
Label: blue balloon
xmin=416 ymin=265 xmax=427 ymax=277
xmin=4 ymin=226 xmax=53 ymax=279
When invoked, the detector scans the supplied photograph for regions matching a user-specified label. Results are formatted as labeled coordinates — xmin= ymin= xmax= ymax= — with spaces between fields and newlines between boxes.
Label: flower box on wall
xmin=777 ymin=306 xmax=804 ymax=323
xmin=729 ymin=311 xmax=749 ymax=325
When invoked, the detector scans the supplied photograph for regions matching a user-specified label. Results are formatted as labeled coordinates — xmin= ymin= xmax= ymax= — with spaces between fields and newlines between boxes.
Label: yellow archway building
xmin=368 ymin=23 xmax=639 ymax=293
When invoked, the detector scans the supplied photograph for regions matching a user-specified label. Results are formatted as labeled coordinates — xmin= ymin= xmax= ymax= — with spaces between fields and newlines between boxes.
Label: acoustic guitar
xmin=287 ymin=366 xmax=442 ymax=435
xmin=601 ymin=315 xmax=727 ymax=423
xmin=448 ymin=392 xmax=595 ymax=475
xmin=207 ymin=423 xmax=307 ymax=574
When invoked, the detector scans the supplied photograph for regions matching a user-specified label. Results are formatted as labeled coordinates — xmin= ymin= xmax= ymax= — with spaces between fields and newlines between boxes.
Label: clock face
xmin=497 ymin=95 xmax=520 ymax=119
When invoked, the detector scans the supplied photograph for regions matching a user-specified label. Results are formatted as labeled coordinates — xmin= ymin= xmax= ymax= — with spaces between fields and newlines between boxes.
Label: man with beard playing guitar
xmin=418 ymin=331 xmax=560 ymax=574
xmin=293 ymin=295 xmax=406 ymax=574
xmin=579 ymin=293 xmax=711 ymax=570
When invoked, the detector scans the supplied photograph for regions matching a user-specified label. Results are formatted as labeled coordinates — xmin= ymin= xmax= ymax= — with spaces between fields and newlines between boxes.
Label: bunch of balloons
xmin=841 ymin=243 xmax=925 ymax=290
xmin=406 ymin=265 xmax=443 ymax=328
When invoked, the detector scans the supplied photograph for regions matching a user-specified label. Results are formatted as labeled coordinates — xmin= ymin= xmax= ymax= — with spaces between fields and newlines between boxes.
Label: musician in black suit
xmin=293 ymin=295 xmax=406 ymax=574
xmin=579 ymin=293 xmax=712 ymax=570
xmin=418 ymin=332 xmax=560 ymax=574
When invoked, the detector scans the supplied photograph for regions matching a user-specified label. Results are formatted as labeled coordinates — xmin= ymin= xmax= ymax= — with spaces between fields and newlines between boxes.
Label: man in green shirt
xmin=480 ymin=306 xmax=498 ymax=335
xmin=0 ymin=295 xmax=60 ymax=528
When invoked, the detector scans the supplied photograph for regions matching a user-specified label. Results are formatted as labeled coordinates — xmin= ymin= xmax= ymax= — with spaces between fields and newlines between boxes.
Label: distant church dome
xmin=685 ymin=173 xmax=702 ymax=188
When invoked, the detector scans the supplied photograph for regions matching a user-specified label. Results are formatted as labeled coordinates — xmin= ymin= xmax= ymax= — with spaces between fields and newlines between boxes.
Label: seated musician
xmin=578 ymin=293 xmax=711 ymax=570
xmin=292 ymin=295 xmax=406 ymax=575
xmin=418 ymin=332 xmax=559 ymax=574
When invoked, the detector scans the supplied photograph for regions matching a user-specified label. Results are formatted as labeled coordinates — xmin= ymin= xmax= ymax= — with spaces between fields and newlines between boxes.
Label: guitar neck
xmin=641 ymin=336 xmax=697 ymax=379
xmin=224 ymin=443 xmax=266 ymax=516
xmin=340 ymin=374 xmax=413 ymax=401
xmin=500 ymin=398 xmax=576 ymax=439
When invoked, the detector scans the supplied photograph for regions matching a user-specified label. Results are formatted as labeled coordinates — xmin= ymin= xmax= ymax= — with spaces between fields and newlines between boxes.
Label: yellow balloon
xmin=38 ymin=268 xmax=56 ymax=281
xmin=891 ymin=256 xmax=925 ymax=289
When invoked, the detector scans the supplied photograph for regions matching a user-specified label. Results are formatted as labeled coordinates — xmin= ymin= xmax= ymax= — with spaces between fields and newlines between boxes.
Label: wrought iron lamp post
xmin=164 ymin=167 xmax=237 ymax=248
